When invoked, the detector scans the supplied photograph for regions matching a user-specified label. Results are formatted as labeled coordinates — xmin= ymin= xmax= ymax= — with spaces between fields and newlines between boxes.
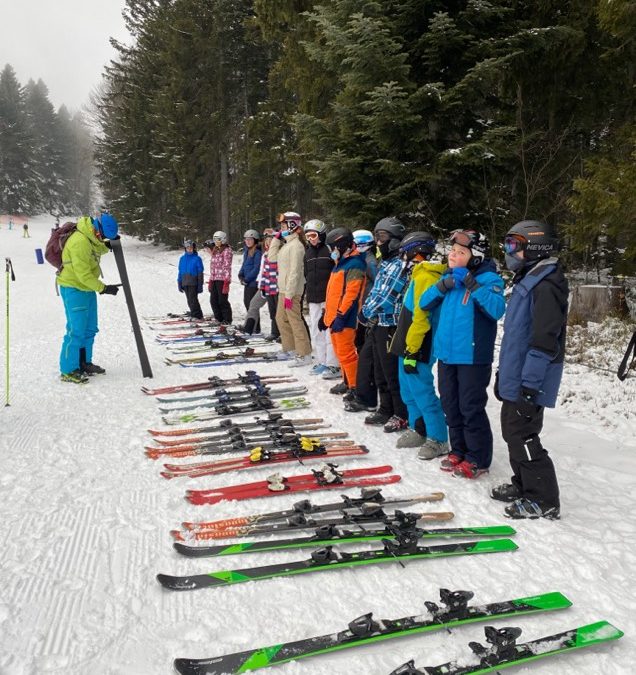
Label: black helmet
xmin=449 ymin=229 xmax=489 ymax=267
xmin=326 ymin=227 xmax=353 ymax=249
xmin=505 ymin=220 xmax=558 ymax=261
xmin=399 ymin=231 xmax=436 ymax=261
xmin=374 ymin=216 xmax=405 ymax=254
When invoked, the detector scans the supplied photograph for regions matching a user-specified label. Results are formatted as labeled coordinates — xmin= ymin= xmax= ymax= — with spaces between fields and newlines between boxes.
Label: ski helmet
xmin=183 ymin=238 xmax=196 ymax=249
xmin=303 ymin=219 xmax=327 ymax=235
xmin=326 ymin=227 xmax=354 ymax=253
xmin=399 ymin=231 xmax=436 ymax=261
xmin=99 ymin=213 xmax=119 ymax=240
xmin=243 ymin=229 xmax=261 ymax=241
xmin=449 ymin=229 xmax=489 ymax=267
xmin=277 ymin=211 xmax=302 ymax=232
xmin=504 ymin=220 xmax=559 ymax=261
xmin=353 ymin=229 xmax=374 ymax=251
xmin=374 ymin=216 xmax=406 ymax=253
xmin=212 ymin=230 xmax=228 ymax=245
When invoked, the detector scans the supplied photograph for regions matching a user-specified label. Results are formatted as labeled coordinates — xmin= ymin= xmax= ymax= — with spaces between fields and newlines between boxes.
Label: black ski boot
xmin=80 ymin=348 xmax=106 ymax=375
xmin=242 ymin=317 xmax=256 ymax=335
xmin=490 ymin=483 xmax=522 ymax=503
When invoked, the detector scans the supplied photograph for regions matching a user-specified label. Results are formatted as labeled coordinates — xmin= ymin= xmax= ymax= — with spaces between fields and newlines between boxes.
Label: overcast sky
xmin=0 ymin=0 xmax=130 ymax=111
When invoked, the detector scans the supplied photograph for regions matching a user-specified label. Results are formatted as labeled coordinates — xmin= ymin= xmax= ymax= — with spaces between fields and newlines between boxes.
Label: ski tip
xmin=170 ymin=530 xmax=185 ymax=541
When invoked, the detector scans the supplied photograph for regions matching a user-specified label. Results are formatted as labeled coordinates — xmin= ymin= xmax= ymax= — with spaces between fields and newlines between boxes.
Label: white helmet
xmin=277 ymin=211 xmax=302 ymax=232
xmin=212 ymin=231 xmax=228 ymax=245
xmin=353 ymin=229 xmax=374 ymax=251
xmin=243 ymin=229 xmax=261 ymax=240
xmin=303 ymin=219 xmax=326 ymax=234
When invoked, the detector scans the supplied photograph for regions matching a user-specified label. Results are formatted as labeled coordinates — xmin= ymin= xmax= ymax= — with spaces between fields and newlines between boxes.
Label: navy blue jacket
xmin=177 ymin=251 xmax=204 ymax=291
xmin=419 ymin=259 xmax=505 ymax=364
xmin=238 ymin=247 xmax=262 ymax=288
xmin=498 ymin=259 xmax=569 ymax=408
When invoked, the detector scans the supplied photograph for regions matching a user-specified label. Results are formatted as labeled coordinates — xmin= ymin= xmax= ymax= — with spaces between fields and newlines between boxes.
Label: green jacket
xmin=57 ymin=217 xmax=110 ymax=293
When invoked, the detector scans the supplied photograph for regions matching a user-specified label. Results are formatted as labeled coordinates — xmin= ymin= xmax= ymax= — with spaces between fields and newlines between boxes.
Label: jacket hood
xmin=473 ymin=258 xmax=498 ymax=276
xmin=412 ymin=260 xmax=446 ymax=280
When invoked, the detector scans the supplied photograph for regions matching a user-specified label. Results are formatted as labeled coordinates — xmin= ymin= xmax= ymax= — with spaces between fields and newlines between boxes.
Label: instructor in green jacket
xmin=57 ymin=214 xmax=120 ymax=383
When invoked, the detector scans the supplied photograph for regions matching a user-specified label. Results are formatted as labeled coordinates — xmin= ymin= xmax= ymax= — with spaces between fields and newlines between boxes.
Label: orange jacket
xmin=324 ymin=250 xmax=367 ymax=327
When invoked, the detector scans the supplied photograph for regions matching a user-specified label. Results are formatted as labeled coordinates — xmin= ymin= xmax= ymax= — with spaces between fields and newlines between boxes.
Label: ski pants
xmin=500 ymin=401 xmax=560 ymax=508
xmin=438 ymin=362 xmax=493 ymax=468
xmin=330 ymin=327 xmax=358 ymax=387
xmin=59 ymin=286 xmax=98 ymax=374
xmin=183 ymin=285 xmax=203 ymax=320
xmin=355 ymin=333 xmax=377 ymax=406
xmin=209 ymin=280 xmax=232 ymax=324
xmin=398 ymin=358 xmax=448 ymax=443
xmin=276 ymin=295 xmax=311 ymax=357
xmin=370 ymin=325 xmax=407 ymax=420
xmin=246 ymin=291 xmax=279 ymax=338
xmin=243 ymin=285 xmax=260 ymax=333
xmin=308 ymin=302 xmax=338 ymax=367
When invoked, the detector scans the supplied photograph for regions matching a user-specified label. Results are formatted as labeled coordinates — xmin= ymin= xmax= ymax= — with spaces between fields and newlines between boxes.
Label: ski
xmin=167 ymin=340 xmax=271 ymax=354
xmin=157 ymin=539 xmax=517 ymax=591
xmin=157 ymin=386 xmax=308 ymax=413
xmin=187 ymin=472 xmax=402 ymax=506
xmin=389 ymin=620 xmax=623 ymax=675
xmin=162 ymin=398 xmax=311 ymax=425
xmin=174 ymin=524 xmax=516 ymax=557
xmin=159 ymin=445 xmax=369 ymax=479
xmin=165 ymin=349 xmax=283 ymax=365
xmin=181 ymin=489 xmax=444 ymax=531
xmin=148 ymin=415 xmax=325 ymax=437
xmin=187 ymin=464 xmax=394 ymax=500
xmin=141 ymin=372 xmax=295 ymax=396
xmin=172 ymin=589 xmax=571 ymax=674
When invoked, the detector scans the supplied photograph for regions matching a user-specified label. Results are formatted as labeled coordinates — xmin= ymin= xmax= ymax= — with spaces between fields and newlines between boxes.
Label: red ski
xmin=147 ymin=417 xmax=325 ymax=437
xmin=186 ymin=465 xmax=400 ymax=505
xmin=141 ymin=374 xmax=296 ymax=397
xmin=159 ymin=446 xmax=369 ymax=479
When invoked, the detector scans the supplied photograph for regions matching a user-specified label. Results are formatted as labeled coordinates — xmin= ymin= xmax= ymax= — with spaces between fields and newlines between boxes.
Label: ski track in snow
xmin=0 ymin=216 xmax=634 ymax=674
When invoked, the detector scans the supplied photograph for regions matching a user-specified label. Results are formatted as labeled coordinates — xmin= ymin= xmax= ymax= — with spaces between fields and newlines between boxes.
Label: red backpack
xmin=45 ymin=222 xmax=77 ymax=272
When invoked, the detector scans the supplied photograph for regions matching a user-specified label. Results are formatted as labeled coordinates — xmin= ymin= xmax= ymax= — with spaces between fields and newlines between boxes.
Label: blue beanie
xmin=100 ymin=213 xmax=119 ymax=239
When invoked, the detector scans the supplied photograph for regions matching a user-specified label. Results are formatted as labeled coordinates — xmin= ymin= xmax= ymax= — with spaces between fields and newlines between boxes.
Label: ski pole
xmin=5 ymin=258 xmax=15 ymax=407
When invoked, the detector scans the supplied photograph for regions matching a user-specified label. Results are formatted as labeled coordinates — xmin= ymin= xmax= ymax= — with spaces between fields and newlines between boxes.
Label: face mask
xmin=505 ymin=253 xmax=525 ymax=272
xmin=378 ymin=241 xmax=391 ymax=259
xmin=330 ymin=250 xmax=340 ymax=262
xmin=281 ymin=230 xmax=291 ymax=238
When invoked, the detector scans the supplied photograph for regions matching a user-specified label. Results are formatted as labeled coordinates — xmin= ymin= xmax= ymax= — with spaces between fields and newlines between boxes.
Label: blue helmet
xmin=353 ymin=229 xmax=374 ymax=250
xmin=92 ymin=213 xmax=119 ymax=240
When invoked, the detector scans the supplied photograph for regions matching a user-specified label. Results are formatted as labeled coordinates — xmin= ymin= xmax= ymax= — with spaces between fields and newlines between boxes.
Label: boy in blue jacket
xmin=492 ymin=221 xmax=568 ymax=520
xmin=177 ymin=239 xmax=204 ymax=320
xmin=419 ymin=229 xmax=505 ymax=478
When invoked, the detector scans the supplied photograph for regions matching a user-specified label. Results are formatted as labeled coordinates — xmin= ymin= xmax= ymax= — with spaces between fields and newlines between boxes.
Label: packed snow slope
xmin=0 ymin=216 xmax=634 ymax=674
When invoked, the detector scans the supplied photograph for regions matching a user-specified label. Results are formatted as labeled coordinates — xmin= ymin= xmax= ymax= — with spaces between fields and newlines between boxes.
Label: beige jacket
xmin=276 ymin=233 xmax=306 ymax=298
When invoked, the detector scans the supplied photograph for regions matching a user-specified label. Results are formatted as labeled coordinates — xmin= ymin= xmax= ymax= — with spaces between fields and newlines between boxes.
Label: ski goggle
xmin=277 ymin=213 xmax=301 ymax=229
xmin=375 ymin=230 xmax=391 ymax=243
xmin=449 ymin=229 xmax=477 ymax=247
xmin=503 ymin=234 xmax=527 ymax=254
xmin=305 ymin=231 xmax=320 ymax=240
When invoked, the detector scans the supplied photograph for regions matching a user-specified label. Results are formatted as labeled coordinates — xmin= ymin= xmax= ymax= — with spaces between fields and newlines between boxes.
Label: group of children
xmin=177 ymin=216 xmax=569 ymax=520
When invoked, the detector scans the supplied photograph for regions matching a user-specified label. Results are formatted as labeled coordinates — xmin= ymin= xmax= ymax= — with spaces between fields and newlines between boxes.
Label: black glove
xmin=464 ymin=271 xmax=479 ymax=292
xmin=515 ymin=387 xmax=540 ymax=418
xmin=435 ymin=276 xmax=455 ymax=294
xmin=403 ymin=352 xmax=418 ymax=375
xmin=100 ymin=284 xmax=120 ymax=296
xmin=317 ymin=311 xmax=327 ymax=332
xmin=103 ymin=240 xmax=112 ymax=250
xmin=493 ymin=370 xmax=503 ymax=402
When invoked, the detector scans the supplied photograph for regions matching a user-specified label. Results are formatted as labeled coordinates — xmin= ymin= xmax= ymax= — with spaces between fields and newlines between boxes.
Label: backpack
xmin=45 ymin=222 xmax=77 ymax=272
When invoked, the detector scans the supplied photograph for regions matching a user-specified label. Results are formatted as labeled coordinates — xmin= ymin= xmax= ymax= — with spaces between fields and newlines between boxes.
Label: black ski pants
xmin=183 ymin=285 xmax=203 ymax=320
xmin=355 ymin=332 xmax=377 ymax=404
xmin=370 ymin=325 xmax=407 ymax=420
xmin=209 ymin=281 xmax=232 ymax=324
xmin=500 ymin=400 xmax=560 ymax=508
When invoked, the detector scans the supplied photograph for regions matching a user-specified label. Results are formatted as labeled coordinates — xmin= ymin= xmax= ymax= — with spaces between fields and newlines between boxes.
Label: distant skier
xmin=492 ymin=220 xmax=569 ymax=520
xmin=22 ymin=222 xmax=29 ymax=237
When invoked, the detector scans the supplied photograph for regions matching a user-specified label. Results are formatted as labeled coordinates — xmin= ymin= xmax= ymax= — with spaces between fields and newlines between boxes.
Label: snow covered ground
xmin=0 ymin=215 xmax=634 ymax=674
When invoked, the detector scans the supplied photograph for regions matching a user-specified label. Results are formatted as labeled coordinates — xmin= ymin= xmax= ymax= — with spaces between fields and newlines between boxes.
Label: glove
xmin=273 ymin=231 xmax=283 ymax=240
xmin=330 ymin=313 xmax=346 ymax=333
xmin=493 ymin=370 xmax=503 ymax=402
xmin=284 ymin=297 xmax=293 ymax=311
xmin=317 ymin=311 xmax=327 ymax=332
xmin=239 ymin=275 xmax=246 ymax=286
xmin=515 ymin=387 xmax=540 ymax=418
xmin=357 ymin=310 xmax=367 ymax=326
xmin=435 ymin=276 xmax=455 ymax=293
xmin=103 ymin=240 xmax=112 ymax=250
xmin=222 ymin=279 xmax=230 ymax=294
xmin=464 ymin=270 xmax=479 ymax=291
xmin=451 ymin=267 xmax=469 ymax=287
xmin=197 ymin=285 xmax=203 ymax=294
xmin=101 ymin=284 xmax=120 ymax=296
xmin=207 ymin=279 xmax=213 ymax=292
xmin=403 ymin=353 xmax=418 ymax=375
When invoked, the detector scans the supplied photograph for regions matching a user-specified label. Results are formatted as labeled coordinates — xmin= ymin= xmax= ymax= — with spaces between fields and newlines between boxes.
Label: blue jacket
xmin=362 ymin=255 xmax=409 ymax=326
xmin=498 ymin=259 xmax=569 ymax=408
xmin=177 ymin=251 xmax=204 ymax=291
xmin=238 ymin=247 xmax=262 ymax=287
xmin=419 ymin=259 xmax=505 ymax=364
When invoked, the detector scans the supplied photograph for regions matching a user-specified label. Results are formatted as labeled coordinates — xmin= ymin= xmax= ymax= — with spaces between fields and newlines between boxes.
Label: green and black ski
xmin=157 ymin=538 xmax=518 ymax=591
xmin=174 ymin=524 xmax=516 ymax=558
xmin=172 ymin=589 xmax=571 ymax=674
xmin=389 ymin=620 xmax=623 ymax=674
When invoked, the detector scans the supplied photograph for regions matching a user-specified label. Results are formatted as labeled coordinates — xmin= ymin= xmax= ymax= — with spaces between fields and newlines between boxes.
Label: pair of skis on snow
xmin=171 ymin=589 xmax=622 ymax=674
xmin=141 ymin=371 xmax=293 ymax=396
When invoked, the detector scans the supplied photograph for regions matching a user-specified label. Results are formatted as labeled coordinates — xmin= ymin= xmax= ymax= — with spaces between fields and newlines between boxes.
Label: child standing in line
xmin=177 ymin=239 xmax=204 ymax=320
xmin=389 ymin=232 xmax=448 ymax=456
xmin=419 ymin=229 xmax=505 ymax=478
xmin=238 ymin=229 xmax=263 ymax=332
xmin=204 ymin=231 xmax=233 ymax=324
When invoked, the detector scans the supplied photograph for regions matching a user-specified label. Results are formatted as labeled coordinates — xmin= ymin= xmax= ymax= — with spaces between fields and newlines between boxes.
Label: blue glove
xmin=451 ymin=267 xmax=469 ymax=287
xmin=330 ymin=313 xmax=346 ymax=333
xmin=197 ymin=285 xmax=203 ymax=294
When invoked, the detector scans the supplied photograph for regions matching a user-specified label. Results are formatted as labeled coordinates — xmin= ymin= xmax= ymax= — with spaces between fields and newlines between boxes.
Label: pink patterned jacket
xmin=209 ymin=245 xmax=233 ymax=281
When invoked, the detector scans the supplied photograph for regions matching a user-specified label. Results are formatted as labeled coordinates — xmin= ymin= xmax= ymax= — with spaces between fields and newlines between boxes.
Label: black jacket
xmin=304 ymin=243 xmax=334 ymax=303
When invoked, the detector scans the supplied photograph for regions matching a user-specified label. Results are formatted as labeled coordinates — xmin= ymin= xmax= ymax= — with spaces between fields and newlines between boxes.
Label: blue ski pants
xmin=59 ymin=286 xmax=99 ymax=374
xmin=398 ymin=358 xmax=448 ymax=443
